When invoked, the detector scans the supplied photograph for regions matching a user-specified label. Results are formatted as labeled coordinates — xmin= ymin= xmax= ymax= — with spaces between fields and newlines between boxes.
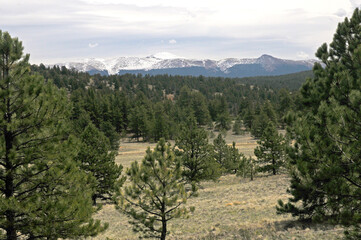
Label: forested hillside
xmin=30 ymin=65 xmax=307 ymax=147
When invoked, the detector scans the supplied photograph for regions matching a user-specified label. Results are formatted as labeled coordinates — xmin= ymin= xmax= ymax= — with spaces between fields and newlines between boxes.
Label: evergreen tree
xmin=76 ymin=123 xmax=124 ymax=205
xmin=191 ymin=92 xmax=212 ymax=126
xmin=242 ymin=106 xmax=254 ymax=130
xmin=254 ymin=122 xmax=285 ymax=175
xmin=262 ymin=101 xmax=278 ymax=126
xmin=177 ymin=85 xmax=192 ymax=109
xmin=177 ymin=86 xmax=211 ymax=126
xmin=225 ymin=142 xmax=243 ymax=174
xmin=110 ymin=92 xmax=129 ymax=133
xmin=71 ymin=109 xmax=92 ymax=135
xmin=118 ymin=139 xmax=196 ymax=240
xmin=151 ymin=103 xmax=169 ymax=141
xmin=209 ymin=96 xmax=232 ymax=131
xmin=277 ymin=88 xmax=293 ymax=128
xmin=0 ymin=31 xmax=106 ymax=239
xmin=250 ymin=111 xmax=269 ymax=138
xmin=213 ymin=134 xmax=228 ymax=171
xmin=232 ymin=116 xmax=243 ymax=135
xmin=277 ymin=9 xmax=361 ymax=238
xmin=100 ymin=121 xmax=120 ymax=150
xmin=129 ymin=105 xmax=147 ymax=141
xmin=129 ymin=93 xmax=153 ymax=142
xmin=238 ymin=156 xmax=256 ymax=181
xmin=215 ymin=112 xmax=232 ymax=131
xmin=175 ymin=117 xmax=221 ymax=183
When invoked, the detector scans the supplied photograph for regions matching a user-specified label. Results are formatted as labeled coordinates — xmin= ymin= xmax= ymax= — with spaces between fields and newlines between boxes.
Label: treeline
xmin=31 ymin=64 xmax=310 ymax=93
xmin=31 ymin=64 xmax=303 ymax=147
xmin=239 ymin=70 xmax=313 ymax=91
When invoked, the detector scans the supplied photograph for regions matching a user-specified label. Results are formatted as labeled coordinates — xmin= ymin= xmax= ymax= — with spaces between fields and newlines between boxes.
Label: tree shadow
xmin=273 ymin=218 xmax=339 ymax=232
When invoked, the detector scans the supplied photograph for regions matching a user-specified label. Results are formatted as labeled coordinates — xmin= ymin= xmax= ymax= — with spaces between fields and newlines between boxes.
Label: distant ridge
xmin=54 ymin=53 xmax=317 ymax=78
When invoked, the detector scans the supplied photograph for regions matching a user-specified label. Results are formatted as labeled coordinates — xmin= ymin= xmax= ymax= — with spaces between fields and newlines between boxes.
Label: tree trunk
xmin=5 ymin=132 xmax=16 ymax=240
xmin=272 ymin=159 xmax=276 ymax=175
xmin=161 ymin=217 xmax=167 ymax=240
xmin=5 ymin=143 xmax=16 ymax=240
xmin=92 ymin=194 xmax=97 ymax=205
xmin=161 ymin=194 xmax=167 ymax=240
xmin=5 ymin=210 xmax=16 ymax=240
xmin=4 ymin=86 xmax=16 ymax=240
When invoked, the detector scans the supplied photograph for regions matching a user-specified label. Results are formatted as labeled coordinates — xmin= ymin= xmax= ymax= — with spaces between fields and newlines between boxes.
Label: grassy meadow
xmin=93 ymin=131 xmax=344 ymax=240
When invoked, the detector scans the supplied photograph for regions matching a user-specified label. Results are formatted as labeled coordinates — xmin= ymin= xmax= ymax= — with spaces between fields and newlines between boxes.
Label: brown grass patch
xmin=93 ymin=130 xmax=344 ymax=239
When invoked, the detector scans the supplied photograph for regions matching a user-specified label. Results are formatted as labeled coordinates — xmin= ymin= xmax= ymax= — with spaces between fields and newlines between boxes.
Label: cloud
xmin=88 ymin=43 xmax=99 ymax=48
xmin=0 ymin=0 xmax=354 ymax=63
xmin=334 ymin=8 xmax=347 ymax=17
xmin=349 ymin=0 xmax=361 ymax=8
xmin=296 ymin=51 xmax=310 ymax=59
xmin=168 ymin=39 xmax=177 ymax=44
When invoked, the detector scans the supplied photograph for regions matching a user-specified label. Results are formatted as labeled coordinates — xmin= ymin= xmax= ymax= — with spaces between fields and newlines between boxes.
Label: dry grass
xmin=93 ymin=130 xmax=344 ymax=240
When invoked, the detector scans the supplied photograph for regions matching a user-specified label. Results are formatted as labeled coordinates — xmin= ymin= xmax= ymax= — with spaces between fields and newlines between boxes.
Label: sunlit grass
xmin=93 ymin=130 xmax=344 ymax=240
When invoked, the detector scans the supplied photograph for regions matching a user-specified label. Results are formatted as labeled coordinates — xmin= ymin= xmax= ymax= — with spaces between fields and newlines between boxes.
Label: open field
xmin=94 ymin=131 xmax=344 ymax=240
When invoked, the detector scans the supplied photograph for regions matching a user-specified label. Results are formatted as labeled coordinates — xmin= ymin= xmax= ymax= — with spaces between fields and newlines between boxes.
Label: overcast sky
xmin=1 ymin=0 xmax=360 ymax=64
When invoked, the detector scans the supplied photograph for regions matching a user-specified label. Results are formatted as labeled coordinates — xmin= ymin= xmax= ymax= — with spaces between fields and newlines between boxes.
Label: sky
xmin=1 ymin=0 xmax=360 ymax=64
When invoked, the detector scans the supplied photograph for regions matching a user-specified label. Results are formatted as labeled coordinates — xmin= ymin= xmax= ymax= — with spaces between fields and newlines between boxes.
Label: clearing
xmin=94 ymin=131 xmax=344 ymax=240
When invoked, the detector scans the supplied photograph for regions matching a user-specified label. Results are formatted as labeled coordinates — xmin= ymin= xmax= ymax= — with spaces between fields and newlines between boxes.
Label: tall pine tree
xmin=212 ymin=134 xmax=230 ymax=173
xmin=76 ymin=123 xmax=124 ymax=205
xmin=0 ymin=31 xmax=106 ymax=239
xmin=225 ymin=142 xmax=243 ymax=174
xmin=175 ymin=117 xmax=221 ymax=183
xmin=254 ymin=122 xmax=285 ymax=175
xmin=277 ymin=9 xmax=361 ymax=238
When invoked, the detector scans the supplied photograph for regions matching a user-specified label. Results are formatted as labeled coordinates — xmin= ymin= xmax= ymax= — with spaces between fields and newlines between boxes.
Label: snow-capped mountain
xmin=55 ymin=53 xmax=316 ymax=77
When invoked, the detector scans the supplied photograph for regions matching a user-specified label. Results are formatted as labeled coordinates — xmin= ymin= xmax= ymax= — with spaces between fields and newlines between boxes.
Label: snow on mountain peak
xmin=149 ymin=52 xmax=182 ymax=59
xmin=54 ymin=54 xmax=317 ymax=76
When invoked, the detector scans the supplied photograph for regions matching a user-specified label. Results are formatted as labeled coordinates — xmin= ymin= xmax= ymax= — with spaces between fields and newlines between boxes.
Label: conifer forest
xmin=1 ymin=7 xmax=361 ymax=240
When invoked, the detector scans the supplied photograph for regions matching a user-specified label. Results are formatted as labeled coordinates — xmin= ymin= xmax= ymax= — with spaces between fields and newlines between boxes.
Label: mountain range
xmin=55 ymin=52 xmax=317 ymax=78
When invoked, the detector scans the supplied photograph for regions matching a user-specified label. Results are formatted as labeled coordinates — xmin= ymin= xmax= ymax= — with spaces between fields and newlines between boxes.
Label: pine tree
xmin=129 ymin=105 xmax=148 ymax=142
xmin=242 ymin=105 xmax=254 ymax=130
xmin=213 ymin=134 xmax=228 ymax=171
xmin=175 ymin=117 xmax=221 ymax=183
xmin=254 ymin=122 xmax=285 ymax=175
xmin=118 ymin=139 xmax=196 ymax=240
xmin=0 ymin=31 xmax=106 ymax=239
xmin=151 ymin=103 xmax=169 ymax=141
xmin=232 ymin=116 xmax=243 ymax=135
xmin=225 ymin=142 xmax=243 ymax=174
xmin=177 ymin=86 xmax=211 ymax=126
xmin=277 ymin=9 xmax=361 ymax=238
xmin=250 ymin=111 xmax=269 ymax=138
xmin=262 ymin=101 xmax=278 ymax=126
xmin=215 ymin=112 xmax=232 ymax=131
xmin=238 ymin=156 xmax=256 ymax=181
xmin=76 ymin=123 xmax=124 ymax=205
xmin=100 ymin=120 xmax=120 ymax=150
xmin=191 ymin=92 xmax=212 ymax=126
xmin=277 ymin=88 xmax=293 ymax=128
xmin=209 ymin=96 xmax=231 ymax=131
